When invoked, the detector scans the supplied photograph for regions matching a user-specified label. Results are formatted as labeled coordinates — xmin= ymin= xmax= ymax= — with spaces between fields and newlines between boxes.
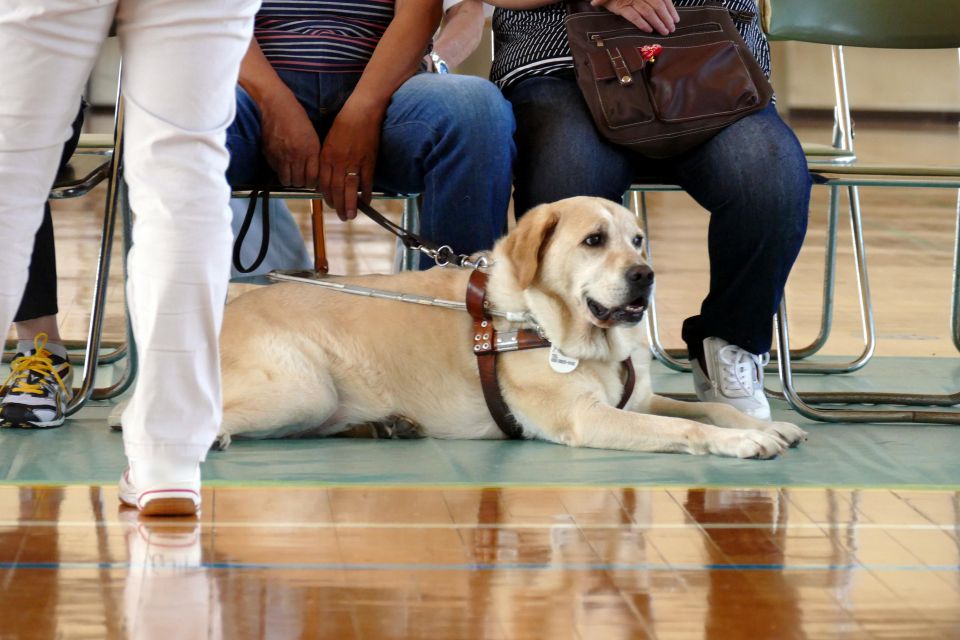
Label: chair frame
xmin=766 ymin=8 xmax=960 ymax=422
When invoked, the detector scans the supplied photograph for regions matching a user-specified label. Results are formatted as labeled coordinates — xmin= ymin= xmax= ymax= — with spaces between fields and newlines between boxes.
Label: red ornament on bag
xmin=640 ymin=44 xmax=663 ymax=62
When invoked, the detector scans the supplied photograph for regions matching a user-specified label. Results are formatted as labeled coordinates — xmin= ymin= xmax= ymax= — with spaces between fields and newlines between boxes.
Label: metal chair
xmin=760 ymin=0 xmax=960 ymax=423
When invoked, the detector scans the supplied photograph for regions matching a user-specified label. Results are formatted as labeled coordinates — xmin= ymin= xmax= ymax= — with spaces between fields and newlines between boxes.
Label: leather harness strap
xmin=466 ymin=269 xmax=636 ymax=440
xmin=467 ymin=270 xmax=532 ymax=440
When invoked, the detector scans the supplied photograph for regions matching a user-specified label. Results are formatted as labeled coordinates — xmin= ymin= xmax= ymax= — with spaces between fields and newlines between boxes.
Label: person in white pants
xmin=0 ymin=0 xmax=259 ymax=516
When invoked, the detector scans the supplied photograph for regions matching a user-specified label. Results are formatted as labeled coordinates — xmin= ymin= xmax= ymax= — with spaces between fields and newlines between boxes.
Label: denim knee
xmin=681 ymin=106 xmax=811 ymax=247
xmin=438 ymin=76 xmax=515 ymax=163
xmin=508 ymin=76 xmax=634 ymax=215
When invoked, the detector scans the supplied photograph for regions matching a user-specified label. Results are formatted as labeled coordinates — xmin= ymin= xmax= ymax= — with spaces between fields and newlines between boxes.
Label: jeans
xmin=227 ymin=70 xmax=516 ymax=270
xmin=505 ymin=73 xmax=810 ymax=356
xmin=0 ymin=0 xmax=258 ymax=461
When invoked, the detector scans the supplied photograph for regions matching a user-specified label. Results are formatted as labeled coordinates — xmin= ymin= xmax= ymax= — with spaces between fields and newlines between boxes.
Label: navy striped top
xmin=255 ymin=0 xmax=396 ymax=73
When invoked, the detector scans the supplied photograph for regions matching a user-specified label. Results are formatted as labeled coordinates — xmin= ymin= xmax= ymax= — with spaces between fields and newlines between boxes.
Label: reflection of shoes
xmin=120 ymin=508 xmax=202 ymax=571
xmin=0 ymin=333 xmax=73 ymax=429
xmin=692 ymin=336 xmax=771 ymax=420
xmin=119 ymin=461 xmax=201 ymax=516
xmin=120 ymin=509 xmax=215 ymax=639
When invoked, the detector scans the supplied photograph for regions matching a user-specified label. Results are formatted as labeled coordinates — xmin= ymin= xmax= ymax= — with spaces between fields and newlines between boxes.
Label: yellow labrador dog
xmin=207 ymin=196 xmax=806 ymax=458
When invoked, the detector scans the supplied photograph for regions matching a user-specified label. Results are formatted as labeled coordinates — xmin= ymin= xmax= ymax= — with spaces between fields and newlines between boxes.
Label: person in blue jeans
xmin=226 ymin=0 xmax=516 ymax=273
xmin=490 ymin=0 xmax=811 ymax=420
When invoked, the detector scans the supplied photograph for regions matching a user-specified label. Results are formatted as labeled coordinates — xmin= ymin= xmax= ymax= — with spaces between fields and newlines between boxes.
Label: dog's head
xmin=494 ymin=196 xmax=654 ymax=330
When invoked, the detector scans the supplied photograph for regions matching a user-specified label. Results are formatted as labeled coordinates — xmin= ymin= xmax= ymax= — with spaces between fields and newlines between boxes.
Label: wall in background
xmin=772 ymin=42 xmax=960 ymax=113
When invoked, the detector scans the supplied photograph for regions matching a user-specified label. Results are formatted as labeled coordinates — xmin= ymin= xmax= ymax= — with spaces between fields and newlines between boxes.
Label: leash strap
xmin=466 ymin=270 xmax=636 ymax=440
xmin=233 ymin=189 xmax=271 ymax=274
xmin=358 ymin=200 xmax=487 ymax=268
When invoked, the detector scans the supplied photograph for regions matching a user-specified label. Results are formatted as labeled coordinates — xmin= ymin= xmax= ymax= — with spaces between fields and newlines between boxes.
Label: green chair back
xmin=761 ymin=0 xmax=960 ymax=49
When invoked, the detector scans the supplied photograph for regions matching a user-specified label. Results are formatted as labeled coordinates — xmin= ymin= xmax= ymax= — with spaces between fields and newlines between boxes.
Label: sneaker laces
xmin=1 ymin=333 xmax=68 ymax=397
xmin=716 ymin=344 xmax=770 ymax=396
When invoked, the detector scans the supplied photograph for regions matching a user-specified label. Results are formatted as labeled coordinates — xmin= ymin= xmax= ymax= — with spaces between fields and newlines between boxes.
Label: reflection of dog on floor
xmin=115 ymin=196 xmax=806 ymax=457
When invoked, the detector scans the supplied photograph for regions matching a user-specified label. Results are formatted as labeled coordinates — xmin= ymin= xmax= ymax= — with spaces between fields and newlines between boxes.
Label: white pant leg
xmin=116 ymin=0 xmax=258 ymax=461
xmin=0 ymin=0 xmax=116 ymax=335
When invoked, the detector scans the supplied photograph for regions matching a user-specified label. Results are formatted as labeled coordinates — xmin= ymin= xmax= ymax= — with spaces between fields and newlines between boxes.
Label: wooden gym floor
xmin=1 ymin=115 xmax=958 ymax=638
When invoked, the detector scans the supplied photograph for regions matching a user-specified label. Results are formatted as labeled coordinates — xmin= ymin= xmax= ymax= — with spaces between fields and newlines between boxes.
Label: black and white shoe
xmin=0 ymin=333 xmax=73 ymax=429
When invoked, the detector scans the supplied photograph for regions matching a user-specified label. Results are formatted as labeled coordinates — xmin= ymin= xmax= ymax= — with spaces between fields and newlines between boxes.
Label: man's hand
xmin=260 ymin=94 xmax=321 ymax=188
xmin=590 ymin=0 xmax=680 ymax=35
xmin=318 ymin=100 xmax=382 ymax=220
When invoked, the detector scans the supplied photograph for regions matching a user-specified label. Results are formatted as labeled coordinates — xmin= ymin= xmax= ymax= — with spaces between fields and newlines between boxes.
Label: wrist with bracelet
xmin=429 ymin=51 xmax=449 ymax=74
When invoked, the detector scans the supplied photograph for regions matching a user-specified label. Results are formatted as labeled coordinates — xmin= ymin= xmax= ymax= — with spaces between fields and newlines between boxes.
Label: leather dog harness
xmin=466 ymin=269 xmax=636 ymax=439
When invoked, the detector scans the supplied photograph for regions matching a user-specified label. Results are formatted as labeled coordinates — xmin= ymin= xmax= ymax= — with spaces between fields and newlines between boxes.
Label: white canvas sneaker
xmin=692 ymin=336 xmax=771 ymax=420
xmin=119 ymin=460 xmax=201 ymax=516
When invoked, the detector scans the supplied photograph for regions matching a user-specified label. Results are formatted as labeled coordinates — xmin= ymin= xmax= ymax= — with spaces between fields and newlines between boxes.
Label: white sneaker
xmin=692 ymin=336 xmax=771 ymax=420
xmin=119 ymin=460 xmax=201 ymax=516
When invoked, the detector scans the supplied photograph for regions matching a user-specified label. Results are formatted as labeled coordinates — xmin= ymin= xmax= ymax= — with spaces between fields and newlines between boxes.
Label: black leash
xmin=356 ymin=200 xmax=488 ymax=268
xmin=232 ymin=191 xmax=486 ymax=273
xmin=233 ymin=189 xmax=271 ymax=274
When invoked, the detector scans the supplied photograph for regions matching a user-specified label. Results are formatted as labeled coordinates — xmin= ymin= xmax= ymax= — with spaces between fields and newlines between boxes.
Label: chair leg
xmin=788 ymin=185 xmax=840 ymax=360
xmin=951 ymin=189 xmax=960 ymax=352
xmin=66 ymin=101 xmax=125 ymax=416
xmin=774 ymin=296 xmax=960 ymax=424
xmin=311 ymin=199 xmax=329 ymax=275
xmin=91 ymin=178 xmax=137 ymax=401
xmin=768 ymin=184 xmax=876 ymax=374
xmin=631 ymin=191 xmax=690 ymax=373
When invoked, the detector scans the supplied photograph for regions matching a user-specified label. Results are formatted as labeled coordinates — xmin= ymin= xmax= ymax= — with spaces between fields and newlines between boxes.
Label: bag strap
xmin=232 ymin=189 xmax=271 ymax=274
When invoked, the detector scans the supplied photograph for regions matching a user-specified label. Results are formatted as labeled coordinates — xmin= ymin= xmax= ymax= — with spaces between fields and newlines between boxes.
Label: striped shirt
xmin=491 ymin=1 xmax=770 ymax=91
xmin=255 ymin=0 xmax=395 ymax=73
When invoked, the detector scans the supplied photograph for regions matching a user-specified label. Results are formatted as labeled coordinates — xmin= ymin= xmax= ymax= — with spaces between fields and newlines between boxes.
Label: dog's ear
xmin=502 ymin=205 xmax=559 ymax=290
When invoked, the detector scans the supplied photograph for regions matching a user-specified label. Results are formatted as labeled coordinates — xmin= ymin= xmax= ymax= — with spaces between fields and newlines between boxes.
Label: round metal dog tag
xmin=549 ymin=345 xmax=579 ymax=373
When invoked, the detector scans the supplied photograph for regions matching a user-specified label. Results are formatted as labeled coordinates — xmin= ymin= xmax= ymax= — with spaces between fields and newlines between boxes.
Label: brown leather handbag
xmin=565 ymin=1 xmax=774 ymax=158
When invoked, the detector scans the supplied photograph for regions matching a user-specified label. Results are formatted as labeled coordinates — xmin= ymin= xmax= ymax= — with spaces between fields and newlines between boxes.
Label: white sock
xmin=17 ymin=338 xmax=67 ymax=360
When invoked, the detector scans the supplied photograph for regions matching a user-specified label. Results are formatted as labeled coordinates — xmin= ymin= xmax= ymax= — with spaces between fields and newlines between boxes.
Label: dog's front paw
xmin=212 ymin=432 xmax=232 ymax=451
xmin=762 ymin=421 xmax=808 ymax=448
xmin=712 ymin=429 xmax=786 ymax=459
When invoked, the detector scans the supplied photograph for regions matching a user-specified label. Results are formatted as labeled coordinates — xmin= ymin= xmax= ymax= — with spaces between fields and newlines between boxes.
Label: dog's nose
xmin=625 ymin=265 xmax=654 ymax=287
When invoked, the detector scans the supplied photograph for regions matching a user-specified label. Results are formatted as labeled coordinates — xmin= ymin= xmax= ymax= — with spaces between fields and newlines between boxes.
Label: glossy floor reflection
xmin=2 ymin=486 xmax=958 ymax=639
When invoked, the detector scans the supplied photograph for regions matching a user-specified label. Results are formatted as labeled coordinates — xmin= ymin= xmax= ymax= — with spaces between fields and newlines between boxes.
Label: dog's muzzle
xmin=587 ymin=294 xmax=650 ymax=325
xmin=587 ymin=265 xmax=655 ymax=325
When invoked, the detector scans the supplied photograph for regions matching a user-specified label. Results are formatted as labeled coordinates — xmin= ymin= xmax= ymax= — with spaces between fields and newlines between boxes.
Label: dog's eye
xmin=632 ymin=235 xmax=644 ymax=249
xmin=583 ymin=233 xmax=605 ymax=247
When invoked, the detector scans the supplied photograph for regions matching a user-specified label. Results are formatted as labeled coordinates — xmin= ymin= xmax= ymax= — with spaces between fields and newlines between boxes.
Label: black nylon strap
xmin=357 ymin=200 xmax=464 ymax=267
xmin=233 ymin=189 xmax=271 ymax=274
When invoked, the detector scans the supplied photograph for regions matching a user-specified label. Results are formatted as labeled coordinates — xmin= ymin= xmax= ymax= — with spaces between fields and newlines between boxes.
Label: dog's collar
xmin=466 ymin=270 xmax=636 ymax=440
